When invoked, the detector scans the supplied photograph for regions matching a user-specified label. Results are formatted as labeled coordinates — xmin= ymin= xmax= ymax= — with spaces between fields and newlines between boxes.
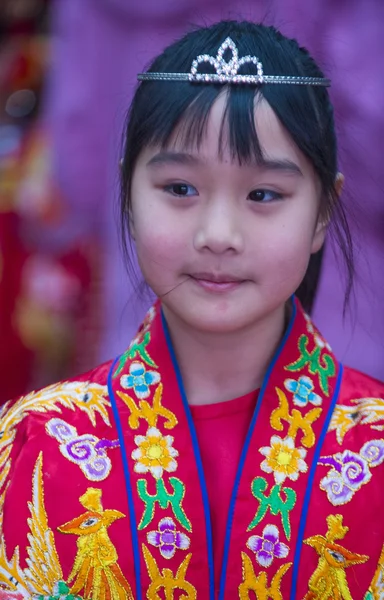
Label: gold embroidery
xmin=143 ymin=544 xmax=196 ymax=599
xmin=117 ymin=383 xmax=177 ymax=430
xmin=238 ymin=552 xmax=291 ymax=599
xmin=0 ymin=381 xmax=111 ymax=523
xmin=0 ymin=541 xmax=30 ymax=596
xmin=271 ymin=388 xmax=322 ymax=448
xmin=366 ymin=544 xmax=384 ymax=599
xmin=329 ymin=398 xmax=384 ymax=444
xmin=58 ymin=488 xmax=134 ymax=600
xmin=304 ymin=514 xmax=369 ymax=600
xmin=0 ymin=453 xmax=63 ymax=597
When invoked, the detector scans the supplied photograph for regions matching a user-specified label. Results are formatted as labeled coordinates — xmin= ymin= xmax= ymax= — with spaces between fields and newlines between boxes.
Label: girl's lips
xmin=190 ymin=275 xmax=244 ymax=293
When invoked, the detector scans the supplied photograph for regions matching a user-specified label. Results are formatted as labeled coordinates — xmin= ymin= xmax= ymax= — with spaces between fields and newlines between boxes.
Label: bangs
xmin=140 ymin=82 xmax=265 ymax=165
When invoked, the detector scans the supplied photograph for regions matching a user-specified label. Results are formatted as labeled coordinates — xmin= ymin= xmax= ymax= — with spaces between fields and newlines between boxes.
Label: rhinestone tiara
xmin=137 ymin=37 xmax=330 ymax=87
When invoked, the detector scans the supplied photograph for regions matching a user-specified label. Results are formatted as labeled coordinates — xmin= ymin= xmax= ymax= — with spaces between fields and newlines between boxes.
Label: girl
xmin=1 ymin=20 xmax=383 ymax=600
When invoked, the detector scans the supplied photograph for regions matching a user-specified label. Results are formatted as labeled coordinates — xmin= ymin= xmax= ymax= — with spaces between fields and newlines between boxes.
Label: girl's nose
xmin=193 ymin=200 xmax=244 ymax=255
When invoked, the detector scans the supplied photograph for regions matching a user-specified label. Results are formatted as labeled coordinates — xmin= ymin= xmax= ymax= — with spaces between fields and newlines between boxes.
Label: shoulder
xmin=1 ymin=359 xmax=114 ymax=424
xmin=328 ymin=363 xmax=384 ymax=447
xmin=0 ymin=359 xmax=115 ymax=477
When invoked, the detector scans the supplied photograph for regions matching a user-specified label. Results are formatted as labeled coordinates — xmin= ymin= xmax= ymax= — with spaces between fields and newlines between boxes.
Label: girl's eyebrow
xmin=146 ymin=151 xmax=303 ymax=176
xmin=146 ymin=151 xmax=201 ymax=168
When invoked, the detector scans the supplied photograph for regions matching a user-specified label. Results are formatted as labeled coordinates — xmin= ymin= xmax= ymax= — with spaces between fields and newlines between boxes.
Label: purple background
xmin=44 ymin=0 xmax=384 ymax=380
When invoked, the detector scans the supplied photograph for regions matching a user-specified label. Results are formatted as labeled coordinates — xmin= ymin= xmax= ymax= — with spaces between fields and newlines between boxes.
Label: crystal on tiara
xmin=137 ymin=37 xmax=331 ymax=87
xmin=189 ymin=37 xmax=264 ymax=84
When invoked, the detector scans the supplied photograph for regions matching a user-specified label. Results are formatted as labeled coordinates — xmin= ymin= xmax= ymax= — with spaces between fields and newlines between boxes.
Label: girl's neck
xmin=162 ymin=304 xmax=288 ymax=406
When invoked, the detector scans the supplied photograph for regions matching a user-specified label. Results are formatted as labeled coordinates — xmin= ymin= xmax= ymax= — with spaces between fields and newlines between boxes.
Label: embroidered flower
xmin=260 ymin=435 xmax=307 ymax=484
xmin=147 ymin=517 xmax=190 ymax=559
xmin=247 ymin=524 xmax=289 ymax=568
xmin=132 ymin=427 xmax=178 ymax=479
xmin=121 ymin=361 xmax=160 ymax=399
xmin=284 ymin=376 xmax=322 ymax=407
xmin=319 ymin=439 xmax=384 ymax=505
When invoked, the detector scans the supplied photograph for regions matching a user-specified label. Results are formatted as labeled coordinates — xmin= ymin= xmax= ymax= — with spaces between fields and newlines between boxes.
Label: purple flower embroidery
xmin=46 ymin=418 xmax=119 ymax=481
xmin=247 ymin=524 xmax=289 ymax=568
xmin=319 ymin=439 xmax=384 ymax=506
xmin=147 ymin=517 xmax=190 ymax=559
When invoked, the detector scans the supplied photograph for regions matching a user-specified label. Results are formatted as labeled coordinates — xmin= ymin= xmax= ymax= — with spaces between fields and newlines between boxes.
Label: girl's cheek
xmin=136 ymin=229 xmax=184 ymax=266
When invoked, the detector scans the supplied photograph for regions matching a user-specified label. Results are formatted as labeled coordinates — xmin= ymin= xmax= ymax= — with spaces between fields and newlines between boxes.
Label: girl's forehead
xmin=166 ymin=93 xmax=305 ymax=167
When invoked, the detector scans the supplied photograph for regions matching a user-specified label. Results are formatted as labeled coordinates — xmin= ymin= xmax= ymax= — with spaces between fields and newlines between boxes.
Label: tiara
xmin=137 ymin=37 xmax=330 ymax=87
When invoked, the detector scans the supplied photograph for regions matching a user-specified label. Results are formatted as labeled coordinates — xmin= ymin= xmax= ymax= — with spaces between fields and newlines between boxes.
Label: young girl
xmin=1 ymin=20 xmax=383 ymax=600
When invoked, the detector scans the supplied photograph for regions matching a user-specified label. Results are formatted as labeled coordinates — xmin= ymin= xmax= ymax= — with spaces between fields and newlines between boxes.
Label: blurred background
xmin=0 ymin=0 xmax=383 ymax=403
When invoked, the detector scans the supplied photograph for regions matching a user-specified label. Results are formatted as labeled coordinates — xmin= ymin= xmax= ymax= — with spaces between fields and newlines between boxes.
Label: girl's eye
xmin=248 ymin=189 xmax=282 ymax=203
xmin=165 ymin=183 xmax=198 ymax=197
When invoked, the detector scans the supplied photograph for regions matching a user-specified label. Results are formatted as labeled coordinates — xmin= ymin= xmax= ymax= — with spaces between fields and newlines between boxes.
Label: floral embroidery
xmin=143 ymin=544 xmax=196 ymax=599
xmin=319 ymin=438 xmax=384 ymax=505
xmin=284 ymin=375 xmax=322 ymax=407
xmin=238 ymin=553 xmax=291 ymax=600
xmin=304 ymin=514 xmax=369 ymax=600
xmin=46 ymin=418 xmax=119 ymax=481
xmin=247 ymin=524 xmax=289 ymax=568
xmin=285 ymin=334 xmax=335 ymax=395
xmin=58 ymin=487 xmax=133 ymax=599
xmin=121 ymin=361 xmax=160 ymax=399
xmin=329 ymin=397 xmax=384 ymax=444
xmin=260 ymin=435 xmax=308 ymax=485
xmin=147 ymin=517 xmax=190 ymax=559
xmin=132 ymin=426 xmax=178 ymax=479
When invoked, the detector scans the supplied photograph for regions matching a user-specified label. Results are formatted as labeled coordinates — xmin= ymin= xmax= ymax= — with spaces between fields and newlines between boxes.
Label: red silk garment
xmin=1 ymin=298 xmax=383 ymax=599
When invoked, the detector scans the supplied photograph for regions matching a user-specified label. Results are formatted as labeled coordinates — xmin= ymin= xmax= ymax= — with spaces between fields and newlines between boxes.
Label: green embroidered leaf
xmin=137 ymin=477 xmax=191 ymax=532
xmin=285 ymin=335 xmax=335 ymax=395
xmin=114 ymin=332 xmax=157 ymax=377
xmin=248 ymin=476 xmax=296 ymax=540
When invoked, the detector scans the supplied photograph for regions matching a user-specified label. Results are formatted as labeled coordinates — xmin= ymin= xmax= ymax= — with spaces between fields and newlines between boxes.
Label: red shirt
xmin=190 ymin=391 xmax=258 ymax=594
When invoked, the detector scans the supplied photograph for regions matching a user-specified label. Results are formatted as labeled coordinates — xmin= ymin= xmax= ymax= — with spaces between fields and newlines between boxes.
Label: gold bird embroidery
xmin=304 ymin=514 xmax=369 ymax=600
xmin=58 ymin=488 xmax=134 ymax=600
xmin=329 ymin=397 xmax=384 ymax=444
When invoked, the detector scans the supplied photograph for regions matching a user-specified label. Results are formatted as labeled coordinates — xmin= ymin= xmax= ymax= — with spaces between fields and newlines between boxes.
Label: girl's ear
xmin=311 ymin=172 xmax=344 ymax=254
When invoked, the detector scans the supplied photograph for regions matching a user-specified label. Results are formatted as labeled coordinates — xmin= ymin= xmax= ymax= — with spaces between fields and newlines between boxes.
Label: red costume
xmin=1 ymin=298 xmax=383 ymax=599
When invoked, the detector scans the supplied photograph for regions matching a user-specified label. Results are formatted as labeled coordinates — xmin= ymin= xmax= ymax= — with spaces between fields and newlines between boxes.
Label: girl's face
xmin=130 ymin=93 xmax=326 ymax=334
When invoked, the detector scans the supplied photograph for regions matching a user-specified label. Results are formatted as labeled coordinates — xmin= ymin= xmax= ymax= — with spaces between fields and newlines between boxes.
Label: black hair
xmin=120 ymin=20 xmax=354 ymax=313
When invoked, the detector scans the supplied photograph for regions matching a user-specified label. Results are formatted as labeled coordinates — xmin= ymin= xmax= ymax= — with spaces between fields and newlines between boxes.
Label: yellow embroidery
xmin=238 ymin=552 xmax=291 ymax=599
xmin=0 ymin=542 xmax=30 ymax=596
xmin=58 ymin=488 xmax=134 ymax=600
xmin=0 ymin=381 xmax=111 ymax=521
xmin=0 ymin=453 xmax=63 ymax=597
xmin=271 ymin=388 xmax=322 ymax=448
xmin=260 ymin=435 xmax=308 ymax=485
xmin=304 ymin=514 xmax=369 ymax=600
xmin=329 ymin=397 xmax=384 ymax=444
xmin=117 ymin=383 xmax=177 ymax=430
xmin=366 ymin=544 xmax=384 ymax=599
xmin=132 ymin=427 xmax=178 ymax=480
xmin=143 ymin=544 xmax=196 ymax=599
